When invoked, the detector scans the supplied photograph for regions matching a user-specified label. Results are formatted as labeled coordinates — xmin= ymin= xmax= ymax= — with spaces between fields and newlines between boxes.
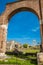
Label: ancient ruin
xmin=0 ymin=0 xmax=43 ymax=64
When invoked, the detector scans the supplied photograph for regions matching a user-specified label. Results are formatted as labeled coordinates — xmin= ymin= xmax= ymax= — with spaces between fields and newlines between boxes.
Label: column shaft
xmin=40 ymin=24 xmax=43 ymax=52
xmin=0 ymin=24 xmax=8 ymax=53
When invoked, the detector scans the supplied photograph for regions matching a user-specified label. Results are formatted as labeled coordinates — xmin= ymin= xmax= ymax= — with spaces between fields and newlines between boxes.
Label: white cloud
xmin=33 ymin=40 xmax=36 ymax=42
xmin=32 ymin=27 xmax=39 ymax=32
xmin=32 ymin=39 xmax=37 ymax=45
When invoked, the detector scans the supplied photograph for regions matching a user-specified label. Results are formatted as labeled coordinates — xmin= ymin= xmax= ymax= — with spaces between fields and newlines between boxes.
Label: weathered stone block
xmin=37 ymin=53 xmax=43 ymax=65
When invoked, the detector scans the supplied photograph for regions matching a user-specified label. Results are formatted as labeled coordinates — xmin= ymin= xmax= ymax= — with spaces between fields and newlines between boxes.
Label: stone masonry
xmin=0 ymin=0 xmax=43 ymax=64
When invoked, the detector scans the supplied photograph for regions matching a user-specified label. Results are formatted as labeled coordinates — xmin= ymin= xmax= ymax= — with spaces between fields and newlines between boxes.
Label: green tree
xmin=23 ymin=43 xmax=28 ymax=48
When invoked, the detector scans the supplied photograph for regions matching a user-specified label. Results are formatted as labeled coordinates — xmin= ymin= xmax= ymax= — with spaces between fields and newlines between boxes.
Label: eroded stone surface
xmin=37 ymin=53 xmax=43 ymax=65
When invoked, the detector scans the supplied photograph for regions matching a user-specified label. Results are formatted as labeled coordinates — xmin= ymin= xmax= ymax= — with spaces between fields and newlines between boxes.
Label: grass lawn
xmin=0 ymin=49 xmax=39 ymax=65
xmin=0 ymin=56 xmax=37 ymax=65
xmin=21 ymin=48 xmax=40 ymax=53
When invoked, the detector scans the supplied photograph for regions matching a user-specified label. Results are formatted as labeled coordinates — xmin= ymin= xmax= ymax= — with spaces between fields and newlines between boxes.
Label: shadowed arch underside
xmin=8 ymin=7 xmax=39 ymax=21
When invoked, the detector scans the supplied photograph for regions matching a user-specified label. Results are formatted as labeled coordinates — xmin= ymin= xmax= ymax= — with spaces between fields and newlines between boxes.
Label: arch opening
xmin=6 ymin=8 xmax=41 ymax=65
xmin=7 ymin=11 xmax=41 ymax=47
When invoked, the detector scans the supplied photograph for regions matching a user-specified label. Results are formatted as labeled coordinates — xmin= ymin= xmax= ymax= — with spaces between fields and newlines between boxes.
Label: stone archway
xmin=0 ymin=0 xmax=43 ymax=63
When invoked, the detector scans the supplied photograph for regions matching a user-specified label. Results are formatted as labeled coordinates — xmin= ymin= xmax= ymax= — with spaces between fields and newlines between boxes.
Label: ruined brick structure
xmin=0 ymin=0 xmax=43 ymax=54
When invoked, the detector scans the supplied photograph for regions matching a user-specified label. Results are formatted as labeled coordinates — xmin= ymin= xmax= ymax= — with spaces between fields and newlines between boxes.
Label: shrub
xmin=23 ymin=43 xmax=28 ymax=48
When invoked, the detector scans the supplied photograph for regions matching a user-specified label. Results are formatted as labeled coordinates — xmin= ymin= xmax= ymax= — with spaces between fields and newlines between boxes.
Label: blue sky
xmin=0 ymin=0 xmax=18 ymax=14
xmin=0 ymin=0 xmax=41 ymax=45
xmin=7 ymin=11 xmax=41 ymax=45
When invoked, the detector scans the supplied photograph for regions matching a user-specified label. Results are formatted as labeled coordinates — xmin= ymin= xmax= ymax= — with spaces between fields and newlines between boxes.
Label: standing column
xmin=40 ymin=20 xmax=43 ymax=52
xmin=0 ymin=24 xmax=8 ymax=53
xmin=37 ymin=20 xmax=43 ymax=65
